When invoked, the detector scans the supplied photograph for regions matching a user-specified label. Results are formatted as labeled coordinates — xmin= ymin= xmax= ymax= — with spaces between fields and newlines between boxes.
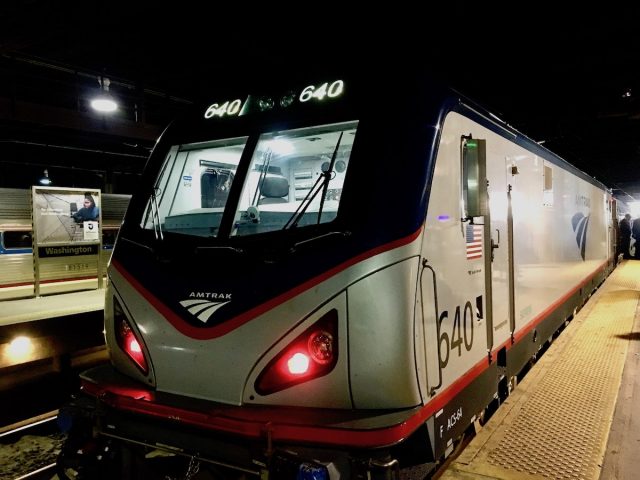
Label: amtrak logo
xmin=571 ymin=212 xmax=590 ymax=261
xmin=179 ymin=292 xmax=231 ymax=323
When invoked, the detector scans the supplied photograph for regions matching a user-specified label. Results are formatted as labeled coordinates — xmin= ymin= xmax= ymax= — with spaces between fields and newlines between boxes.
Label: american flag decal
xmin=466 ymin=224 xmax=483 ymax=260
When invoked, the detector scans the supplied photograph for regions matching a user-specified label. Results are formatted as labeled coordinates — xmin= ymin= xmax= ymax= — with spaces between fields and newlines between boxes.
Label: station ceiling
xmin=1 ymin=3 xmax=640 ymax=203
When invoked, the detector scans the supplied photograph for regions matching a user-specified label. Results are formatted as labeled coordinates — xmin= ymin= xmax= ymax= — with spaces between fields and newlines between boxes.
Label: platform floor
xmin=440 ymin=259 xmax=640 ymax=480
xmin=0 ymin=288 xmax=105 ymax=326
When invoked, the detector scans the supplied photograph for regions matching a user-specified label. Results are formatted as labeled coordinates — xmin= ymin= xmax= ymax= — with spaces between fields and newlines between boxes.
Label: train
xmin=57 ymin=70 xmax=620 ymax=479
xmin=0 ymin=188 xmax=130 ymax=300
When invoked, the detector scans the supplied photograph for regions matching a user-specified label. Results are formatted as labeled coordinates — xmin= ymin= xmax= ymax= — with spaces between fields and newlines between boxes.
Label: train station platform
xmin=0 ymin=288 xmax=105 ymax=326
xmin=440 ymin=260 xmax=640 ymax=480
xmin=0 ymin=288 xmax=107 ymax=382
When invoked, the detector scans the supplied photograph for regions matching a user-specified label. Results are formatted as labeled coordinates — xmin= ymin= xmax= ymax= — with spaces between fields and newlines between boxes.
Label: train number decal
xmin=438 ymin=407 xmax=464 ymax=438
xmin=439 ymin=298 xmax=480 ymax=368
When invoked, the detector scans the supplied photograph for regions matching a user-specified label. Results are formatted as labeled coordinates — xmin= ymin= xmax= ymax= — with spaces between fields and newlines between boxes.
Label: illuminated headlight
xmin=255 ymin=309 xmax=338 ymax=395
xmin=287 ymin=352 xmax=310 ymax=374
xmin=113 ymin=297 xmax=149 ymax=374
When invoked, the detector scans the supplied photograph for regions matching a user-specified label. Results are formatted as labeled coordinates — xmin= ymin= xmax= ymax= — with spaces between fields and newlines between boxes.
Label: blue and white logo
xmin=179 ymin=298 xmax=230 ymax=323
xmin=571 ymin=212 xmax=590 ymax=261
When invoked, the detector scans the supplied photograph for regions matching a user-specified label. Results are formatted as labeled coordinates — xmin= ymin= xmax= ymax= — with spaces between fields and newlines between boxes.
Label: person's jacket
xmin=620 ymin=218 xmax=631 ymax=237
xmin=632 ymin=218 xmax=640 ymax=239
xmin=72 ymin=206 xmax=99 ymax=223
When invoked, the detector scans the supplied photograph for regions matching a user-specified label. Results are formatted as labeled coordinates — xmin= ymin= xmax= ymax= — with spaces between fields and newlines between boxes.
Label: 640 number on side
xmin=439 ymin=301 xmax=474 ymax=369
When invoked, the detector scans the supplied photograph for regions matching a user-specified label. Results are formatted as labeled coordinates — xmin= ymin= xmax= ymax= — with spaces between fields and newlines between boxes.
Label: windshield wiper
xmin=317 ymin=132 xmax=343 ymax=224
xmin=250 ymin=149 xmax=273 ymax=209
xmin=283 ymin=132 xmax=344 ymax=230
xmin=291 ymin=230 xmax=351 ymax=252
xmin=143 ymin=187 xmax=164 ymax=240
xmin=121 ymin=236 xmax=155 ymax=254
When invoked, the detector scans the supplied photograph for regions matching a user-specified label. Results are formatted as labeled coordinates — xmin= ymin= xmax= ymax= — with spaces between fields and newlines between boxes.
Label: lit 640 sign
xmin=204 ymin=80 xmax=344 ymax=119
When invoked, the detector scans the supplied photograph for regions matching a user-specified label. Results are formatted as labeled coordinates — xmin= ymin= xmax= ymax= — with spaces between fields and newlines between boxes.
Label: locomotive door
xmin=461 ymin=137 xmax=514 ymax=356
xmin=484 ymin=152 xmax=515 ymax=353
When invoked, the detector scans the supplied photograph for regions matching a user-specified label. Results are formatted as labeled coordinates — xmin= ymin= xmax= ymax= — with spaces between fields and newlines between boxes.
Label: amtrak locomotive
xmin=58 ymin=71 xmax=617 ymax=479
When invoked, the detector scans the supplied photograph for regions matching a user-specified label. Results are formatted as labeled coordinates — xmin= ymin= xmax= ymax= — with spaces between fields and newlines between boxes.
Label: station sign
xmin=31 ymin=186 xmax=103 ymax=296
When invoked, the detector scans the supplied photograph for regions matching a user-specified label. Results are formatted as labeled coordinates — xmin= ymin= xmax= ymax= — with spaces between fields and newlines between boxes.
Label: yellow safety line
xmin=440 ymin=261 xmax=640 ymax=480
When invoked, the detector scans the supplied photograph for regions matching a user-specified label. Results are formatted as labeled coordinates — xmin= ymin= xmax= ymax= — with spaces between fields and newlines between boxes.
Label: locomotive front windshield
xmin=141 ymin=120 xmax=357 ymax=238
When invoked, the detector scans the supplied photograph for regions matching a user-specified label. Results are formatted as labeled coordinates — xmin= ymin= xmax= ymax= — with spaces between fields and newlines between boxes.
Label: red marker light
xmin=129 ymin=338 xmax=142 ymax=353
xmin=114 ymin=297 xmax=149 ymax=374
xmin=255 ymin=309 xmax=338 ymax=395
xmin=287 ymin=353 xmax=310 ymax=374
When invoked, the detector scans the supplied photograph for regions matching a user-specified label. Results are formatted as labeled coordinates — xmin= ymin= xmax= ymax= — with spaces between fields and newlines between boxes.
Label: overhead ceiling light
xmin=91 ymin=77 xmax=118 ymax=113
xmin=39 ymin=169 xmax=52 ymax=185
xmin=91 ymin=97 xmax=118 ymax=112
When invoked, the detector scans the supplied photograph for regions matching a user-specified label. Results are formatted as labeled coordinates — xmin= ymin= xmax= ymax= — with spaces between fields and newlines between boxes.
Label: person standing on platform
xmin=619 ymin=214 xmax=632 ymax=259
xmin=632 ymin=216 xmax=640 ymax=259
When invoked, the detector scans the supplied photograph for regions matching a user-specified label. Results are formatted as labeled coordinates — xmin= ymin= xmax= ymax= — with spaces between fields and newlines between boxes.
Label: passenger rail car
xmin=59 ymin=72 xmax=617 ymax=479
xmin=0 ymin=188 xmax=130 ymax=300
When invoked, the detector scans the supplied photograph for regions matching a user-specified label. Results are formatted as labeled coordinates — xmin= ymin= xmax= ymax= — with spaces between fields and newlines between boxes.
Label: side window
xmin=461 ymin=136 xmax=487 ymax=219
xmin=543 ymin=164 xmax=553 ymax=206
xmin=200 ymin=163 xmax=235 ymax=208
xmin=3 ymin=230 xmax=33 ymax=249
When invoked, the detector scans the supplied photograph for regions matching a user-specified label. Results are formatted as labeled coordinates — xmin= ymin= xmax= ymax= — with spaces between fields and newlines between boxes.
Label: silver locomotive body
xmin=61 ymin=74 xmax=615 ymax=479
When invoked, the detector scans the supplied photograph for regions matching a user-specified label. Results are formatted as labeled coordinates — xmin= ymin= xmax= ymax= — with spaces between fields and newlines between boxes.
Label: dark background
xmin=1 ymin=2 xmax=639 ymax=203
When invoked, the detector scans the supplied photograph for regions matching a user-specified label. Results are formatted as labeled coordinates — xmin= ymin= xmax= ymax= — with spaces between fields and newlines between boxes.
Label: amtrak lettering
xmin=188 ymin=292 xmax=232 ymax=300
xmin=575 ymin=194 xmax=591 ymax=208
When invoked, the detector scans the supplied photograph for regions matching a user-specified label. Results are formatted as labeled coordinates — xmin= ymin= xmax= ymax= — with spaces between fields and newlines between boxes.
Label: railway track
xmin=1 ymin=411 xmax=62 ymax=480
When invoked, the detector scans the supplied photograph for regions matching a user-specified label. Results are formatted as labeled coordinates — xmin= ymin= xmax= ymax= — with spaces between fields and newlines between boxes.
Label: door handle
xmin=491 ymin=229 xmax=500 ymax=261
